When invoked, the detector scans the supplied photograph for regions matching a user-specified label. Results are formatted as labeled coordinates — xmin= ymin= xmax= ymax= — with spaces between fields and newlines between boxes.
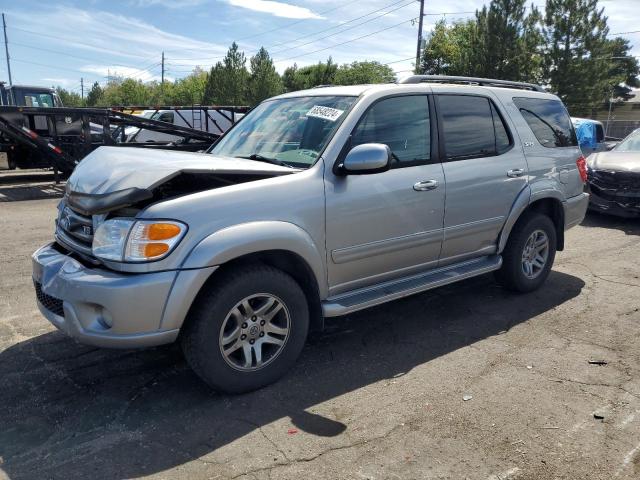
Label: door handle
xmin=507 ymin=168 xmax=525 ymax=178
xmin=413 ymin=179 xmax=438 ymax=191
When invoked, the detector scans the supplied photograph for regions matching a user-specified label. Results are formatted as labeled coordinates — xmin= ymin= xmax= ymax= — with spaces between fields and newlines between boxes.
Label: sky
xmin=0 ymin=0 xmax=638 ymax=95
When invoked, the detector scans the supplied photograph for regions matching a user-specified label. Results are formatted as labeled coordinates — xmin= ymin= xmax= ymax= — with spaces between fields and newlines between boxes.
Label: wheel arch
xmin=498 ymin=187 xmax=565 ymax=253
xmin=179 ymin=222 xmax=327 ymax=333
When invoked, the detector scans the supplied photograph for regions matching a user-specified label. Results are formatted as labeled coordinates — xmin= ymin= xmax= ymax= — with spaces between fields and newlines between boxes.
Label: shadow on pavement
xmin=580 ymin=210 xmax=640 ymax=236
xmin=0 ymin=271 xmax=585 ymax=479
xmin=0 ymin=183 xmax=65 ymax=202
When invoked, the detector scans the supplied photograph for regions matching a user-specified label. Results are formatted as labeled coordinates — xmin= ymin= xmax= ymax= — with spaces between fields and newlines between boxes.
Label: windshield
xmin=614 ymin=129 xmax=640 ymax=152
xmin=23 ymin=92 xmax=55 ymax=107
xmin=210 ymin=95 xmax=356 ymax=168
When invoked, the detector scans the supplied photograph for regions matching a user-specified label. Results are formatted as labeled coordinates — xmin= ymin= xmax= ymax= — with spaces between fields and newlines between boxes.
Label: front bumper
xmin=587 ymin=184 xmax=640 ymax=218
xmin=32 ymin=243 xmax=216 ymax=348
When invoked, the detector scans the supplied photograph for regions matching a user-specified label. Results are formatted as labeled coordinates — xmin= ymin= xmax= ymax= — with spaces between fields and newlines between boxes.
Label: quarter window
xmin=438 ymin=95 xmax=511 ymax=160
xmin=513 ymin=97 xmax=577 ymax=148
xmin=351 ymin=95 xmax=430 ymax=165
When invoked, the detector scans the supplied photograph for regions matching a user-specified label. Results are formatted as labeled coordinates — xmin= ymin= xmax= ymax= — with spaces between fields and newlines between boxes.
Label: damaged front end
xmin=56 ymin=147 xmax=298 ymax=265
xmin=588 ymin=169 xmax=640 ymax=218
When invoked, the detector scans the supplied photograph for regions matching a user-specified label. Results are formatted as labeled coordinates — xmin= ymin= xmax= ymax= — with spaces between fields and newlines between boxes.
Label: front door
xmin=435 ymin=93 xmax=528 ymax=265
xmin=324 ymin=95 xmax=445 ymax=296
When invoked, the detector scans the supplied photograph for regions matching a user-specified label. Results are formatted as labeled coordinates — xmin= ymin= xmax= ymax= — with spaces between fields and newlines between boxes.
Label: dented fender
xmin=181 ymin=221 xmax=328 ymax=297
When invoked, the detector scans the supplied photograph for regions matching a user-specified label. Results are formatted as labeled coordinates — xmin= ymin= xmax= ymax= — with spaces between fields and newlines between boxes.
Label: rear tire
xmin=181 ymin=264 xmax=309 ymax=394
xmin=495 ymin=212 xmax=557 ymax=293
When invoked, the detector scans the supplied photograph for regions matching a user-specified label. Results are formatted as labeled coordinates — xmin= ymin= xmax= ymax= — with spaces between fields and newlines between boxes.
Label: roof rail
xmin=399 ymin=75 xmax=545 ymax=92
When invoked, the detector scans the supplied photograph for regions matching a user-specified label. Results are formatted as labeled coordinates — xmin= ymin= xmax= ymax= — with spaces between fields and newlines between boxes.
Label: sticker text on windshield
xmin=306 ymin=105 xmax=344 ymax=122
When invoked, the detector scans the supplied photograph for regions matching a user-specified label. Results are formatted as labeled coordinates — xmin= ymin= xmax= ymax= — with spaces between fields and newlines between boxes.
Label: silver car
xmin=33 ymin=76 xmax=589 ymax=393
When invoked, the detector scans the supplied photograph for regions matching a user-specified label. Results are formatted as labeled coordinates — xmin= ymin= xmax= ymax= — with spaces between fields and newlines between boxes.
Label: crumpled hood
xmin=67 ymin=146 xmax=295 ymax=194
xmin=588 ymin=151 xmax=640 ymax=173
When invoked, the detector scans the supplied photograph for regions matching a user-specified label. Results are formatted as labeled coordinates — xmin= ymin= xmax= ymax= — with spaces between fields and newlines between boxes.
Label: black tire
xmin=181 ymin=264 xmax=309 ymax=394
xmin=495 ymin=212 xmax=557 ymax=293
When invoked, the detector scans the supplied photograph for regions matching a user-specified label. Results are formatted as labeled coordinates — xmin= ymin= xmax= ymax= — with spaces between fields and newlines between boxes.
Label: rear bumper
xmin=564 ymin=192 xmax=590 ymax=229
xmin=32 ymin=243 xmax=216 ymax=348
xmin=587 ymin=185 xmax=640 ymax=218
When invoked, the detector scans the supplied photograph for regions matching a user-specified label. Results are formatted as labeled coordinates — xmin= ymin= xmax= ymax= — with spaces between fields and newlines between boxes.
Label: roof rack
xmin=398 ymin=75 xmax=545 ymax=92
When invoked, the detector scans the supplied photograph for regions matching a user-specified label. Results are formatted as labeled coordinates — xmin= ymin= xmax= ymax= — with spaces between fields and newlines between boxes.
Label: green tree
xmin=334 ymin=61 xmax=395 ymax=85
xmin=85 ymin=82 xmax=104 ymax=106
xmin=281 ymin=58 xmax=338 ymax=91
xmin=203 ymin=42 xmax=249 ymax=105
xmin=247 ymin=47 xmax=282 ymax=105
xmin=471 ymin=0 xmax=543 ymax=81
xmin=542 ymin=0 xmax=611 ymax=115
xmin=171 ymin=67 xmax=208 ymax=104
xmin=419 ymin=20 xmax=476 ymax=75
xmin=54 ymin=87 xmax=83 ymax=107
xmin=603 ymin=37 xmax=640 ymax=101
xmin=282 ymin=63 xmax=306 ymax=92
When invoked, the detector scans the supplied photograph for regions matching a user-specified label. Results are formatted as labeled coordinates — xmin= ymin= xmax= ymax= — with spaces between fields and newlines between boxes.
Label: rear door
xmin=436 ymin=93 xmax=528 ymax=265
xmin=512 ymin=97 xmax=582 ymax=198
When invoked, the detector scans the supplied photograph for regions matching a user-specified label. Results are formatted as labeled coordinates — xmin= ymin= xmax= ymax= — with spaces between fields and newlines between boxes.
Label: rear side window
xmin=351 ymin=95 xmax=430 ymax=166
xmin=437 ymin=95 xmax=512 ymax=160
xmin=513 ymin=97 xmax=577 ymax=148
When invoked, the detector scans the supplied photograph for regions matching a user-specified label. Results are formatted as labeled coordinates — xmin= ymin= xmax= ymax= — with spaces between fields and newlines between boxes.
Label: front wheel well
xmin=189 ymin=250 xmax=324 ymax=333
xmin=521 ymin=198 xmax=565 ymax=251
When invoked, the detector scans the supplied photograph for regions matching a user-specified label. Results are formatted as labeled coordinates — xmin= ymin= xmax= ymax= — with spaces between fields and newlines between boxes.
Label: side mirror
xmin=340 ymin=143 xmax=391 ymax=175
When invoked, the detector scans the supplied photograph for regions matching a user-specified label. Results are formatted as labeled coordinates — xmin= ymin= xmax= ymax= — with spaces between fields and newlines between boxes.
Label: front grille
xmin=55 ymin=203 xmax=94 ymax=257
xmin=34 ymin=281 xmax=65 ymax=317
xmin=589 ymin=170 xmax=640 ymax=202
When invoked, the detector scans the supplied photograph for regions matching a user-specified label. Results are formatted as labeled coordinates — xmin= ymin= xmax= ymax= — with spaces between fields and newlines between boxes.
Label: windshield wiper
xmin=236 ymin=153 xmax=294 ymax=168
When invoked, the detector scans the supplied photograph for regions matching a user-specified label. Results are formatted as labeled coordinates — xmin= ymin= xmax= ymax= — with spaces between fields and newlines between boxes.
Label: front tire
xmin=181 ymin=264 xmax=309 ymax=393
xmin=495 ymin=212 xmax=557 ymax=293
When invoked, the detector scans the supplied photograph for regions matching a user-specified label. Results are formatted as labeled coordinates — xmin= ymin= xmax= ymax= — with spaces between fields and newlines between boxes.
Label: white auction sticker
xmin=306 ymin=105 xmax=344 ymax=122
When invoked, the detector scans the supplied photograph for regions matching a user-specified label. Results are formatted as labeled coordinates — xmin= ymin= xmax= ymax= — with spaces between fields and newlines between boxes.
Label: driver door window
xmin=351 ymin=95 xmax=430 ymax=166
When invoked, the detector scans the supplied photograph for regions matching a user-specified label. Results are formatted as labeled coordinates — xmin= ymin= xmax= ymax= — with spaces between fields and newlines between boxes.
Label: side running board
xmin=322 ymin=255 xmax=502 ymax=317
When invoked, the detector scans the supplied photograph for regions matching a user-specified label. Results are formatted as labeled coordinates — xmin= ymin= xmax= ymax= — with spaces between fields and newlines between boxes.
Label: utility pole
xmin=415 ymin=0 xmax=425 ymax=74
xmin=161 ymin=51 xmax=165 ymax=98
xmin=605 ymin=89 xmax=614 ymax=138
xmin=2 ymin=13 xmax=12 ymax=86
xmin=80 ymin=77 xmax=84 ymax=102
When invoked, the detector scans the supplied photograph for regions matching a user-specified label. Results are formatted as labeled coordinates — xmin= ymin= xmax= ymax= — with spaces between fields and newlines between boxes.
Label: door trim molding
xmin=331 ymin=228 xmax=442 ymax=264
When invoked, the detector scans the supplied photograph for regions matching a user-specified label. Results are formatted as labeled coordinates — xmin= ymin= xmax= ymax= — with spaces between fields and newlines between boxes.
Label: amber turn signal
xmin=147 ymin=223 xmax=182 ymax=240
xmin=144 ymin=243 xmax=170 ymax=257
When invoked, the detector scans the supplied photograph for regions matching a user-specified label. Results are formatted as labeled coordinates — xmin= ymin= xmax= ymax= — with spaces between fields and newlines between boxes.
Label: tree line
xmin=58 ymin=45 xmax=395 ymax=108
xmin=419 ymin=0 xmax=639 ymax=115
xmin=55 ymin=0 xmax=638 ymax=116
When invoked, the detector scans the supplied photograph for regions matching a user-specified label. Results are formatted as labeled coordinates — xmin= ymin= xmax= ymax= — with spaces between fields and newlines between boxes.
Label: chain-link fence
xmin=599 ymin=120 xmax=640 ymax=139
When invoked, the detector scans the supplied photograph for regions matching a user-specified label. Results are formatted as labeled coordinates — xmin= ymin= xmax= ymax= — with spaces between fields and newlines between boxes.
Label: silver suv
xmin=33 ymin=75 xmax=589 ymax=393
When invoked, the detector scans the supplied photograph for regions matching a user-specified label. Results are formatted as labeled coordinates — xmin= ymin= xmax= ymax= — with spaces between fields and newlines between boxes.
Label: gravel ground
xmin=0 ymin=197 xmax=639 ymax=480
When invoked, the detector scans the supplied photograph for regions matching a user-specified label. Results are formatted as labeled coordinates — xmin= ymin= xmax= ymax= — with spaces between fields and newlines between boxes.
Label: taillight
xmin=576 ymin=155 xmax=588 ymax=183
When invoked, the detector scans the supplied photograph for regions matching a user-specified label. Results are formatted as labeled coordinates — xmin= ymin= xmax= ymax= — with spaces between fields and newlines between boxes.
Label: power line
xmin=163 ymin=0 xmax=365 ymax=54
xmin=10 ymin=58 xmax=103 ymax=77
xmin=269 ymin=0 xmax=411 ymax=51
xmin=171 ymin=4 xmax=474 ymax=63
xmin=9 ymin=40 xmax=159 ymax=73
xmin=383 ymin=56 xmax=415 ymax=66
xmin=274 ymin=17 xmax=416 ymax=64
xmin=170 ymin=0 xmax=411 ymax=61
xmin=610 ymin=30 xmax=640 ymax=36
xmin=269 ymin=0 xmax=416 ymax=56
xmin=7 ymin=26 xmax=156 ymax=60
xmin=234 ymin=0 xmax=364 ymax=43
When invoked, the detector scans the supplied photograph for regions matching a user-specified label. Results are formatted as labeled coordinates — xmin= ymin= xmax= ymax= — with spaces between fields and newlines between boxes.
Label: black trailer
xmin=0 ymin=105 xmax=249 ymax=176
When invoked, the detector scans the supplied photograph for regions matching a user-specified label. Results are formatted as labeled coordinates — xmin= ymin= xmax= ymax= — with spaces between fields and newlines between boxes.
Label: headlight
xmin=92 ymin=219 xmax=187 ymax=262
